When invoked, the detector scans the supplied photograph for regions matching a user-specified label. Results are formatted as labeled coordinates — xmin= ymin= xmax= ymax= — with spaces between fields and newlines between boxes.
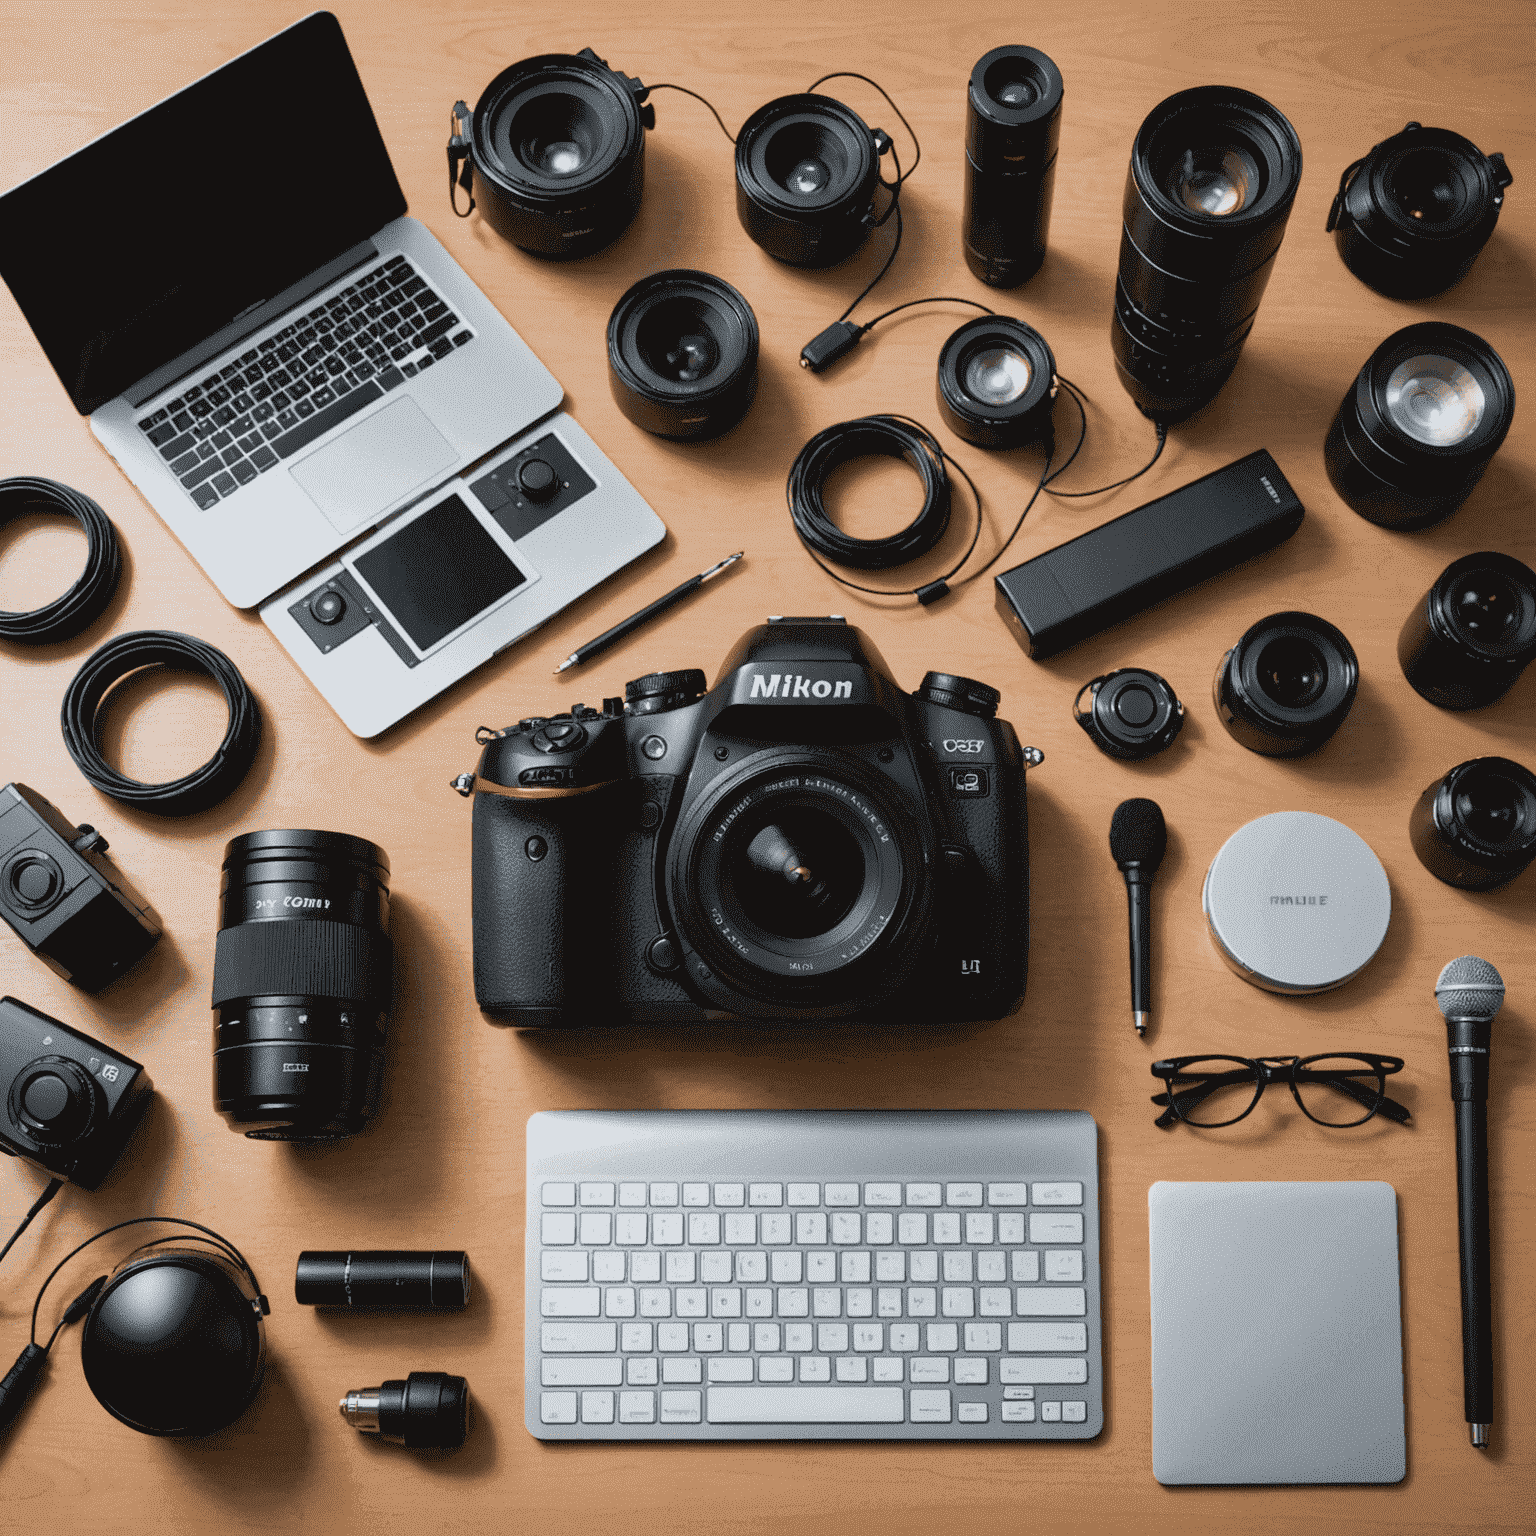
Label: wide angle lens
xmin=1214 ymin=612 xmax=1358 ymax=757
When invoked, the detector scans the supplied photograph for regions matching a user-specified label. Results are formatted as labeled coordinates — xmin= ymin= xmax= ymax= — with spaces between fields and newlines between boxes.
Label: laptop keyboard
xmin=526 ymin=1110 xmax=1103 ymax=1441
xmin=134 ymin=254 xmax=474 ymax=509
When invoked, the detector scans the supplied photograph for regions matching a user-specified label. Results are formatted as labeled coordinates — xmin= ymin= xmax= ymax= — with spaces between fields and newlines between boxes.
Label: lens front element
xmin=964 ymin=346 xmax=1032 ymax=405
xmin=1169 ymin=145 xmax=1260 ymax=216
xmin=1384 ymin=355 xmax=1486 ymax=446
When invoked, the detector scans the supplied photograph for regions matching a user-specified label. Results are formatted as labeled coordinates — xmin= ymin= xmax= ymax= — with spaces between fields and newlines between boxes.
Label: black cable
xmin=60 ymin=630 xmax=262 ymax=816
xmin=1044 ymin=378 xmax=1166 ymax=496
xmin=643 ymin=83 xmax=736 ymax=141
xmin=0 ymin=1179 xmax=63 ymax=1270
xmin=0 ymin=478 xmax=122 ymax=645
xmin=857 ymin=296 xmax=996 ymax=332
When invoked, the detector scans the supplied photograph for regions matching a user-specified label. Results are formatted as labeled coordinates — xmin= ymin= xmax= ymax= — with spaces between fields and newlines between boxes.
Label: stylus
xmin=554 ymin=553 xmax=745 ymax=672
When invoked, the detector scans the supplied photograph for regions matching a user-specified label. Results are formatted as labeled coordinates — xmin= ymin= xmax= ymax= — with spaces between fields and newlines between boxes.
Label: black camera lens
xmin=739 ymin=809 xmax=866 ymax=940
xmin=1110 ymin=86 xmax=1302 ymax=422
xmin=962 ymin=46 xmax=1063 ymax=288
xmin=1410 ymin=756 xmax=1536 ymax=890
xmin=1214 ymin=612 xmax=1358 ymax=757
xmin=736 ymin=95 xmax=883 ymax=267
xmin=463 ymin=50 xmax=652 ymax=259
xmin=936 ymin=317 xmax=1057 ymax=450
xmin=1324 ymin=322 xmax=1515 ymax=532
xmin=211 ymin=830 xmax=392 ymax=1141
xmin=1328 ymin=122 xmax=1512 ymax=299
xmin=1398 ymin=551 xmax=1536 ymax=711
xmin=1074 ymin=668 xmax=1184 ymax=760
xmin=607 ymin=271 xmax=759 ymax=441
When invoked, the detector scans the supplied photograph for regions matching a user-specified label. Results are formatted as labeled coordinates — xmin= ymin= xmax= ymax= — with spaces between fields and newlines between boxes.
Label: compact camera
xmin=0 ymin=995 xmax=153 ymax=1188
xmin=464 ymin=618 xmax=1039 ymax=1025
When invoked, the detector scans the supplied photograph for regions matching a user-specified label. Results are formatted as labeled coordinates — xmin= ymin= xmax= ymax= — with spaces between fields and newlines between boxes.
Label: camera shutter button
xmin=8 ymin=854 xmax=63 ymax=908
xmin=311 ymin=589 xmax=346 ymax=625
xmin=531 ymin=722 xmax=587 ymax=753
xmin=1114 ymin=685 xmax=1158 ymax=727
xmin=11 ymin=1058 xmax=96 ymax=1145
xmin=518 ymin=459 xmax=559 ymax=502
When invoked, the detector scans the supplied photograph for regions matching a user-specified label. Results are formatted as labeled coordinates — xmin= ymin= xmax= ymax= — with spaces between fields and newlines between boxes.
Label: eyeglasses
xmin=1150 ymin=1053 xmax=1410 ymax=1129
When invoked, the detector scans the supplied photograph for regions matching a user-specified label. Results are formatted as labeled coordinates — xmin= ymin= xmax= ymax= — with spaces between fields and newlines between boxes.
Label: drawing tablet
xmin=1148 ymin=1181 xmax=1406 ymax=1485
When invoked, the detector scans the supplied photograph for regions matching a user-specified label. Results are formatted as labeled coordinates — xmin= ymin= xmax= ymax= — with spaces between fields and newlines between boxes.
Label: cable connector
xmin=448 ymin=101 xmax=475 ymax=217
xmin=915 ymin=580 xmax=951 ymax=606
xmin=800 ymin=321 xmax=865 ymax=373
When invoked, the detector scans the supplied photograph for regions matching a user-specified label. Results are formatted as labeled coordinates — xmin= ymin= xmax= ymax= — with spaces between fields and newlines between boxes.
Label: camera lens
xmin=1410 ymin=756 xmax=1536 ymax=890
xmin=464 ymin=51 xmax=652 ymax=259
xmin=1324 ymin=322 xmax=1515 ymax=531
xmin=1110 ymin=86 xmax=1301 ymax=422
xmin=1073 ymin=668 xmax=1184 ymax=760
xmin=212 ymin=830 xmax=393 ymax=1141
xmin=963 ymin=46 xmax=1063 ymax=288
xmin=1214 ymin=612 xmax=1358 ymax=757
xmin=607 ymin=271 xmax=760 ymax=441
xmin=1329 ymin=122 xmax=1512 ymax=299
xmin=1398 ymin=551 xmax=1536 ymax=710
xmin=736 ymin=95 xmax=882 ymax=267
xmin=666 ymin=758 xmax=925 ymax=1016
xmin=936 ymin=317 xmax=1057 ymax=450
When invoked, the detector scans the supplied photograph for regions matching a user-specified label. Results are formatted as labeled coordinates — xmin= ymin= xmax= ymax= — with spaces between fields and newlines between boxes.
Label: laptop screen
xmin=0 ymin=12 xmax=407 ymax=414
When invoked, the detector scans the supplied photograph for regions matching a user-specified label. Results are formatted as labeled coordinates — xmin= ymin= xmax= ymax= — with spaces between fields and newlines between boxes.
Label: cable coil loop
xmin=0 ymin=478 xmax=122 ymax=645
xmin=60 ymin=631 xmax=262 ymax=816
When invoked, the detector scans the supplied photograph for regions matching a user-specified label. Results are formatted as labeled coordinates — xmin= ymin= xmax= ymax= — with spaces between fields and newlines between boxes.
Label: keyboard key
xmin=660 ymin=1391 xmax=701 ymax=1424
xmin=1007 ymin=1322 xmax=1087 ymax=1352
xmin=615 ymin=1214 xmax=646 ymax=1245
xmin=933 ymin=1214 xmax=961 ymax=1244
xmin=959 ymin=1402 xmax=988 ymax=1422
xmin=1015 ymin=1288 xmax=1086 ymax=1317
xmin=158 ymin=431 xmax=195 ymax=461
xmin=579 ymin=1214 xmax=611 ymax=1245
xmin=169 ymin=451 xmax=200 ymax=476
xmin=190 ymin=484 xmax=219 ymax=510
xmin=1032 ymin=1182 xmax=1083 ymax=1206
xmin=653 ymin=1214 xmax=683 ymax=1246
xmin=1002 ymin=1401 xmax=1036 ymax=1422
xmin=542 ymin=1288 xmax=601 ymax=1317
xmin=542 ymin=1252 xmax=587 ymax=1282
xmin=651 ymin=1183 xmax=678 ymax=1206
xmin=581 ymin=1391 xmax=614 ymax=1424
xmin=1012 ymin=1251 xmax=1040 ymax=1283
xmin=910 ymin=1389 xmax=952 ymax=1423
xmin=1002 ymin=1385 xmax=1035 ymax=1400
xmin=910 ymin=1359 xmax=949 ymax=1384
xmin=251 ymin=446 xmax=278 ymax=471
xmin=267 ymin=380 xmax=381 ymax=459
xmin=232 ymin=460 xmax=257 ymax=486
xmin=618 ymin=1182 xmax=647 ymax=1207
xmin=541 ymin=1392 xmax=577 ymax=1424
xmin=831 ymin=1214 xmax=860 ymax=1244
xmin=998 ymin=1357 xmax=1088 ymax=1384
xmin=946 ymin=1184 xmax=983 ymax=1207
xmin=453 ymin=330 xmax=472 ymax=346
xmin=210 ymin=471 xmax=236 ymax=496
xmin=988 ymin=1183 xmax=1029 ymax=1206
xmin=542 ymin=1322 xmax=616 ymax=1353
xmin=1045 ymin=1250 xmax=1083 ymax=1282
xmin=429 ymin=337 xmax=454 ymax=361
xmin=1040 ymin=1401 xmax=1062 ymax=1422
xmin=749 ymin=1184 xmax=783 ymax=1207
xmin=541 ymin=1358 xmax=621 ymax=1386
xmin=627 ymin=1359 xmax=657 ymax=1385
xmin=664 ymin=1360 xmax=701 ymax=1383
xmin=1029 ymin=1213 xmax=1083 ymax=1244
xmin=709 ymin=1386 xmax=904 ymax=1424
xmin=999 ymin=1213 xmax=1025 ymax=1244
xmin=715 ymin=1183 xmax=745 ymax=1208
xmin=709 ymin=1359 xmax=754 ymax=1383
xmin=541 ymin=1213 xmax=576 ymax=1244
xmin=1062 ymin=1400 xmax=1087 ymax=1422
xmin=620 ymin=1390 xmax=655 ymax=1423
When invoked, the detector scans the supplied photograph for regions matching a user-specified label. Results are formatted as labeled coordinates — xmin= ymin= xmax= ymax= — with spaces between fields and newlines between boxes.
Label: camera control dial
xmin=531 ymin=720 xmax=588 ymax=754
xmin=916 ymin=672 xmax=1001 ymax=719
xmin=9 ymin=1056 xmax=99 ymax=1147
xmin=625 ymin=669 xmax=707 ymax=715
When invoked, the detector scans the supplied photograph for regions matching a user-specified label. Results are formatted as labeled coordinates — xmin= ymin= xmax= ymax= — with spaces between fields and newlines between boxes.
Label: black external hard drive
xmin=994 ymin=449 xmax=1305 ymax=658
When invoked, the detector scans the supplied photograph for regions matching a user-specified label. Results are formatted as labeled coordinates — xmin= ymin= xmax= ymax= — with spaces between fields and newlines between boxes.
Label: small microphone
xmin=1110 ymin=798 xmax=1167 ymax=1037
xmin=1436 ymin=955 xmax=1504 ymax=1451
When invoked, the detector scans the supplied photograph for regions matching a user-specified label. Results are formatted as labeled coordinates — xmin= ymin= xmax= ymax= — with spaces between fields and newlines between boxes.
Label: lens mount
xmin=607 ymin=270 xmax=760 ymax=441
xmin=468 ymin=52 xmax=649 ymax=258
xmin=1214 ymin=612 xmax=1359 ymax=757
xmin=936 ymin=317 xmax=1056 ymax=449
xmin=1412 ymin=756 xmax=1536 ymax=890
xmin=736 ymin=94 xmax=880 ymax=267
xmin=1325 ymin=322 xmax=1515 ymax=530
xmin=666 ymin=751 xmax=927 ymax=1013
xmin=1332 ymin=123 xmax=1511 ymax=299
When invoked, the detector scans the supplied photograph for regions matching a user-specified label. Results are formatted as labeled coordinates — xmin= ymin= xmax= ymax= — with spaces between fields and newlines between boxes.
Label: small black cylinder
xmin=381 ymin=1371 xmax=470 ymax=1449
xmin=936 ymin=316 xmax=1057 ymax=450
xmin=296 ymin=1251 xmax=470 ymax=1310
xmin=1398 ymin=552 xmax=1536 ymax=711
xmin=962 ymin=46 xmax=1063 ymax=288
xmin=1324 ymin=322 xmax=1516 ymax=531
xmin=1213 ymin=612 xmax=1358 ymax=757
xmin=1410 ymin=757 xmax=1536 ymax=890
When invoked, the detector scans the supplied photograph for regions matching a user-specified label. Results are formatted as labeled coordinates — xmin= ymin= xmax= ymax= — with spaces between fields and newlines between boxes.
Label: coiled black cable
xmin=60 ymin=631 xmax=262 ymax=816
xmin=0 ymin=477 xmax=122 ymax=645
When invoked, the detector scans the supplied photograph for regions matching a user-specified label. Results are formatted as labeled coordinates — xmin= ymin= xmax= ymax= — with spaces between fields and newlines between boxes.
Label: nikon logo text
xmin=749 ymin=674 xmax=853 ymax=700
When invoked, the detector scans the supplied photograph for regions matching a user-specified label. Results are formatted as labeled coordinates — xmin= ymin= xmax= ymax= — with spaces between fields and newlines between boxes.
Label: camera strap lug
xmin=1022 ymin=746 xmax=1044 ymax=768
xmin=448 ymin=101 xmax=475 ymax=218
xmin=450 ymin=772 xmax=476 ymax=797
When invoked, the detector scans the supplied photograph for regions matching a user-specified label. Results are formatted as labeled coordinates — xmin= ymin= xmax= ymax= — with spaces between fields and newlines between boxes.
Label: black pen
xmin=554 ymin=553 xmax=745 ymax=673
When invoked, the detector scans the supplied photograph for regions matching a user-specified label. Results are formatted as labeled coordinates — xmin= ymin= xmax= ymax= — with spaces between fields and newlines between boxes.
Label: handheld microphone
xmin=1110 ymin=798 xmax=1167 ymax=1036
xmin=1435 ymin=954 xmax=1504 ymax=1450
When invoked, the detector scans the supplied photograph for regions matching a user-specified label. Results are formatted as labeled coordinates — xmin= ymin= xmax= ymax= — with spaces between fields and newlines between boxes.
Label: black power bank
xmin=994 ymin=449 xmax=1304 ymax=658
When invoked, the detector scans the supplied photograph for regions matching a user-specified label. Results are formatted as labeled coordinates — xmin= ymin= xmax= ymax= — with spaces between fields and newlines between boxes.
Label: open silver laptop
xmin=0 ymin=11 xmax=564 ymax=610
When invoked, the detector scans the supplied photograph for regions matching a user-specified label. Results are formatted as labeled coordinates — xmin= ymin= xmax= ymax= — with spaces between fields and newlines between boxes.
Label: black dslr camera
xmin=0 ymin=996 xmax=153 ymax=1187
xmin=462 ymin=618 xmax=1039 ymax=1025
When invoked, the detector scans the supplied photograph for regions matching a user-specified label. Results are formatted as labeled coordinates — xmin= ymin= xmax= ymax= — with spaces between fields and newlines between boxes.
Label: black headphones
xmin=0 ymin=1216 xmax=268 ymax=1438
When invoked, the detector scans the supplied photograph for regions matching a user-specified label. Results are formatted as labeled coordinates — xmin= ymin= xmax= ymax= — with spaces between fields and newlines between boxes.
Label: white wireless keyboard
xmin=525 ymin=1110 xmax=1103 ymax=1441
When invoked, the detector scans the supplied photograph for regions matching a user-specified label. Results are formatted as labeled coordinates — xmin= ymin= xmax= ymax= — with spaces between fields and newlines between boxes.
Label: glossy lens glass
xmin=537 ymin=139 xmax=584 ymax=175
xmin=1256 ymin=636 xmax=1327 ymax=708
xmin=1384 ymin=354 xmax=1485 ymax=445
xmin=731 ymin=808 xmax=867 ymax=941
xmin=513 ymin=94 xmax=602 ymax=178
xmin=1165 ymin=1057 xmax=1262 ymax=1126
xmin=1391 ymin=146 xmax=1467 ymax=224
xmin=1168 ymin=145 xmax=1260 ymax=216
xmin=964 ymin=346 xmax=1032 ymax=404
xmin=635 ymin=298 xmax=721 ymax=384
xmin=786 ymin=158 xmax=830 ymax=195
xmin=1455 ymin=773 xmax=1526 ymax=845
xmin=1292 ymin=1054 xmax=1386 ymax=1127
xmin=993 ymin=77 xmax=1037 ymax=108
xmin=1449 ymin=574 xmax=1520 ymax=646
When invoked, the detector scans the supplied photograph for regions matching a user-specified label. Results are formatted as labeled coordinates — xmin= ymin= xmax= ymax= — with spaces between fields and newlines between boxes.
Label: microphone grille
xmin=1435 ymin=955 xmax=1505 ymax=1021
xmin=1109 ymin=797 xmax=1167 ymax=869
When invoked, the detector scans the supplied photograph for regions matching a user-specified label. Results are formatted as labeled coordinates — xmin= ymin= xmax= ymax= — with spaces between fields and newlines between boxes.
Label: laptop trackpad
xmin=291 ymin=397 xmax=458 ymax=534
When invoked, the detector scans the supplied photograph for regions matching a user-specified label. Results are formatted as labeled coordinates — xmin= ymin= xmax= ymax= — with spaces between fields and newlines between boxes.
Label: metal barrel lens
xmin=936 ymin=316 xmax=1056 ymax=450
xmin=1410 ymin=757 xmax=1536 ymax=890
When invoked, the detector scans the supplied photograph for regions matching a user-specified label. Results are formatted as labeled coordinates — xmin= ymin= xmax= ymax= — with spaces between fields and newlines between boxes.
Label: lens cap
xmin=1074 ymin=668 xmax=1185 ymax=760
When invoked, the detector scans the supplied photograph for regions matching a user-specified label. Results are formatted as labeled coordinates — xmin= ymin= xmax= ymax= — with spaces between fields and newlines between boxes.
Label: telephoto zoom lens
xmin=211 ymin=831 xmax=393 ymax=1141
xmin=1213 ymin=612 xmax=1359 ymax=757
xmin=1329 ymin=122 xmax=1512 ymax=299
xmin=735 ymin=95 xmax=886 ymax=267
xmin=1399 ymin=551 xmax=1536 ymax=711
xmin=463 ymin=49 xmax=653 ymax=258
xmin=936 ymin=316 xmax=1057 ymax=450
xmin=962 ymin=46 xmax=1063 ymax=288
xmin=1410 ymin=756 xmax=1536 ymax=891
xmin=1325 ymin=322 xmax=1515 ymax=531
xmin=607 ymin=271 xmax=759 ymax=440
xmin=1111 ymin=86 xmax=1301 ymax=422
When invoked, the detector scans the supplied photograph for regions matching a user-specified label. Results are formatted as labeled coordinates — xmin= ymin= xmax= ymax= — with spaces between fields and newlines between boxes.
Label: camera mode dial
xmin=8 ymin=1055 xmax=99 ymax=1147
xmin=916 ymin=672 xmax=1001 ymax=719
xmin=625 ymin=669 xmax=707 ymax=716
xmin=531 ymin=719 xmax=588 ymax=754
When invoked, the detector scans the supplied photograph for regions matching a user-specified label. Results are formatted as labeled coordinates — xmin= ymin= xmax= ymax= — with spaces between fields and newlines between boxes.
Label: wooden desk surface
xmin=1 ymin=0 xmax=1533 ymax=1529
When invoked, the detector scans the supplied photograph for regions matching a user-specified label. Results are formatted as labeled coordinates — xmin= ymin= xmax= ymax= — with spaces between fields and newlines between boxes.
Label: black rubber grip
xmin=212 ymin=921 xmax=393 ymax=1009
xmin=0 ymin=1343 xmax=49 ymax=1435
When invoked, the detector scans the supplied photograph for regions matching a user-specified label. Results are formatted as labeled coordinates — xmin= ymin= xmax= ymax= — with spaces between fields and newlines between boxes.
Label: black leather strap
xmin=212 ymin=921 xmax=393 ymax=1009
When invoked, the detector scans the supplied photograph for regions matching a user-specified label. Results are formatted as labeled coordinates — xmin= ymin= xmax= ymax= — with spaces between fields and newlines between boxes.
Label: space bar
xmin=707 ymin=1387 xmax=904 ymax=1424
xmin=270 ymin=382 xmax=384 ymax=459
